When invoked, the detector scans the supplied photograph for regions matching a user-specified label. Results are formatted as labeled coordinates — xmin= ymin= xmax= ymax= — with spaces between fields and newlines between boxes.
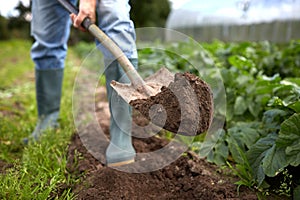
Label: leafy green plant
xmin=277 ymin=113 xmax=300 ymax=167
xmin=139 ymin=39 xmax=300 ymax=198
xmin=204 ymin=40 xmax=300 ymax=197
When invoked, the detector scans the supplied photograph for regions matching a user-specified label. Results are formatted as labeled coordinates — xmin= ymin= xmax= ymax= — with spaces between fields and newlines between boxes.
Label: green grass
xmin=0 ymin=40 xmax=34 ymax=88
xmin=0 ymin=40 xmax=83 ymax=199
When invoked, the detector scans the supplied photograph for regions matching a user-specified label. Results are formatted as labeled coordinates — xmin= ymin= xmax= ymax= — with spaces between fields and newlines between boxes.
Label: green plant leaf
xmin=228 ymin=55 xmax=254 ymax=70
xmin=284 ymin=77 xmax=300 ymax=86
xmin=247 ymin=133 xmax=278 ymax=186
xmin=277 ymin=114 xmax=300 ymax=166
xmin=198 ymin=129 xmax=228 ymax=165
xmin=230 ymin=123 xmax=261 ymax=149
xmin=288 ymin=101 xmax=300 ymax=113
xmin=255 ymin=79 xmax=280 ymax=94
xmin=234 ymin=96 xmax=248 ymax=115
xmin=294 ymin=185 xmax=300 ymax=200
xmin=248 ymin=99 xmax=262 ymax=118
xmin=277 ymin=114 xmax=300 ymax=145
xmin=206 ymin=141 xmax=229 ymax=166
xmin=227 ymin=122 xmax=261 ymax=163
xmin=262 ymin=144 xmax=288 ymax=177
xmin=262 ymin=109 xmax=288 ymax=135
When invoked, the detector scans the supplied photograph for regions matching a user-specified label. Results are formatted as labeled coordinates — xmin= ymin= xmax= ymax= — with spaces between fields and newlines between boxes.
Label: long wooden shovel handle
xmin=57 ymin=0 xmax=146 ymax=90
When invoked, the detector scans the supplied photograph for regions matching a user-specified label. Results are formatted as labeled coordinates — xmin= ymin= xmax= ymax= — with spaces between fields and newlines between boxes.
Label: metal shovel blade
xmin=110 ymin=67 xmax=174 ymax=103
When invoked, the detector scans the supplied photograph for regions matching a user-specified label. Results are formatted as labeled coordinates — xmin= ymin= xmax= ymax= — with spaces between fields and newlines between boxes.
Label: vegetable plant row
xmin=137 ymin=40 xmax=300 ymax=198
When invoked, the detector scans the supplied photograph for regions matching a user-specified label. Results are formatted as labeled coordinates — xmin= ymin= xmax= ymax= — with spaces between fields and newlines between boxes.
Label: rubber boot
xmin=104 ymin=59 xmax=137 ymax=166
xmin=23 ymin=68 xmax=63 ymax=144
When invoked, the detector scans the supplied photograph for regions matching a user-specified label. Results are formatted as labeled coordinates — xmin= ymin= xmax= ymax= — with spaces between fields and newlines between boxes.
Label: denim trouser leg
xmin=31 ymin=0 xmax=77 ymax=70
xmin=97 ymin=0 xmax=138 ymax=164
xmin=26 ymin=0 xmax=77 ymax=143
xmin=96 ymin=0 xmax=138 ymax=60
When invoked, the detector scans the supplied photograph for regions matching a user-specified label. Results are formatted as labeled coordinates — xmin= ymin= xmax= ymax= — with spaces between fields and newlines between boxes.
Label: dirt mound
xmin=67 ymin=134 xmax=257 ymax=200
xmin=66 ymin=86 xmax=257 ymax=200
xmin=0 ymin=160 xmax=13 ymax=174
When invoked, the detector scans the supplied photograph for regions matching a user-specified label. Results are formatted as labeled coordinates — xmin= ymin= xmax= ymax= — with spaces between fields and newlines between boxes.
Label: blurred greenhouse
xmin=166 ymin=0 xmax=300 ymax=42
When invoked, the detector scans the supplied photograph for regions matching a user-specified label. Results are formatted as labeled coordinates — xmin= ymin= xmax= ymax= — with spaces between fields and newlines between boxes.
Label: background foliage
xmin=129 ymin=0 xmax=171 ymax=27
xmin=137 ymin=39 xmax=300 ymax=199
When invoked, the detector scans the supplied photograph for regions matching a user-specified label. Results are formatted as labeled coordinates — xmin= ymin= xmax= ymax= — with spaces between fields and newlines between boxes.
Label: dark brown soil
xmin=65 ymin=86 xmax=258 ymax=200
xmin=0 ymin=160 xmax=13 ymax=174
xmin=130 ymin=72 xmax=213 ymax=136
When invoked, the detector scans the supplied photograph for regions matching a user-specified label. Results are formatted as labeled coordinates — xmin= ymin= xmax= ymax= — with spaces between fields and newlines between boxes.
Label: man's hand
xmin=70 ymin=0 xmax=96 ymax=31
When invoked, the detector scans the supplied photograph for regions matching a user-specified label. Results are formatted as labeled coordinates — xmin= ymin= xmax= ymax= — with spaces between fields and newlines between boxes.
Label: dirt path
xmin=66 ymin=86 xmax=258 ymax=200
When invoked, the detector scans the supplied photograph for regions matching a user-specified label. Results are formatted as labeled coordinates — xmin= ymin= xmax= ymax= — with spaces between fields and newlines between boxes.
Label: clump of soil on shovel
xmin=130 ymin=72 xmax=214 ymax=136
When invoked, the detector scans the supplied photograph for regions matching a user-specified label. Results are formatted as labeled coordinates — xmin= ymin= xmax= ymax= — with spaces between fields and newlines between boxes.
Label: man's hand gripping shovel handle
xmin=57 ymin=0 xmax=151 ymax=96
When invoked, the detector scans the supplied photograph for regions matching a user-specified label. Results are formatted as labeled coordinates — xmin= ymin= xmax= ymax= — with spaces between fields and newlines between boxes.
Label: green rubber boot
xmin=104 ymin=59 xmax=137 ymax=166
xmin=23 ymin=68 xmax=63 ymax=144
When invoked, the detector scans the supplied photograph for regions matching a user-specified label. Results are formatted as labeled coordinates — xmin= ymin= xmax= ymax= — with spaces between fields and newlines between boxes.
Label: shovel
xmin=57 ymin=0 xmax=174 ymax=102
xmin=58 ymin=0 xmax=214 ymax=136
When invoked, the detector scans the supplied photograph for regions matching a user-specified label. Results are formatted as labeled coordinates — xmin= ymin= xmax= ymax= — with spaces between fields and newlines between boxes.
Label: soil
xmin=130 ymin=72 xmax=214 ymax=136
xmin=65 ymin=85 xmax=258 ymax=200
xmin=0 ymin=160 xmax=13 ymax=174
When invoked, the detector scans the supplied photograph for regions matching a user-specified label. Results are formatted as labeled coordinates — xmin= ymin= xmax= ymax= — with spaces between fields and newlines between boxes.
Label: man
xmin=25 ymin=0 xmax=137 ymax=167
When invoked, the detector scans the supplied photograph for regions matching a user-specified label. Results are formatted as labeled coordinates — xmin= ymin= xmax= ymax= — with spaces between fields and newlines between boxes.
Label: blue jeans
xmin=30 ymin=0 xmax=137 ymax=163
xmin=31 ymin=0 xmax=138 ymax=69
